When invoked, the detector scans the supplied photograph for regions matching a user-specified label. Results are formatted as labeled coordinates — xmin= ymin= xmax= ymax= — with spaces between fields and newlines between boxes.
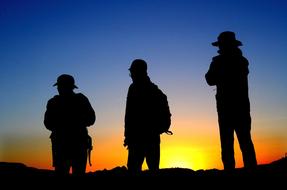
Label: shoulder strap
xmin=164 ymin=130 xmax=173 ymax=135
xmin=87 ymin=135 xmax=93 ymax=166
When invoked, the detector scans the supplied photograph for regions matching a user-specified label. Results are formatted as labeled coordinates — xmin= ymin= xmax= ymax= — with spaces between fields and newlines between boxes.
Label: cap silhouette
xmin=53 ymin=74 xmax=78 ymax=89
xmin=129 ymin=59 xmax=148 ymax=73
xmin=212 ymin=31 xmax=242 ymax=47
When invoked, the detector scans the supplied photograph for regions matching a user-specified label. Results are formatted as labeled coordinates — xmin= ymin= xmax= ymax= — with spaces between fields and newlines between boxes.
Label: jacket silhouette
xmin=205 ymin=31 xmax=257 ymax=170
xmin=124 ymin=59 xmax=171 ymax=174
xmin=44 ymin=74 xmax=95 ymax=175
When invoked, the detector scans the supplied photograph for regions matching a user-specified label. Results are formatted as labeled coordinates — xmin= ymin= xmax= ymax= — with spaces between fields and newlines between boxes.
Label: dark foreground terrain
xmin=1 ymin=157 xmax=286 ymax=188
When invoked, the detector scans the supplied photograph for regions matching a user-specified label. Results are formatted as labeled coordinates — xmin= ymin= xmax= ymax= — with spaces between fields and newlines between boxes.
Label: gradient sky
xmin=1 ymin=0 xmax=286 ymax=172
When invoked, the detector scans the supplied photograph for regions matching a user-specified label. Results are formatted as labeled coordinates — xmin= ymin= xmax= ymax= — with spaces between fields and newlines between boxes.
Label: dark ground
xmin=1 ymin=157 xmax=286 ymax=188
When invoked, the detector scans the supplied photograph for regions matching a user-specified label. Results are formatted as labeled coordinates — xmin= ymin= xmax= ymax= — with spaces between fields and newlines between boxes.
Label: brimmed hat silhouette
xmin=212 ymin=31 xmax=242 ymax=47
xmin=53 ymin=74 xmax=78 ymax=89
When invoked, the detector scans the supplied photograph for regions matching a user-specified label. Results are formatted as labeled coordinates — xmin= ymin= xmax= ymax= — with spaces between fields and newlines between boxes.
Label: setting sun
xmin=160 ymin=145 xmax=208 ymax=170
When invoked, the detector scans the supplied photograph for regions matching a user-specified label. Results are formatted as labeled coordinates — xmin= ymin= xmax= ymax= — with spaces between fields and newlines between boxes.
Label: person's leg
xmin=72 ymin=147 xmax=87 ymax=176
xmin=54 ymin=147 xmax=70 ymax=175
xmin=55 ymin=162 xmax=70 ymax=176
xmin=219 ymin=116 xmax=235 ymax=170
xmin=127 ymin=144 xmax=145 ymax=174
xmin=146 ymin=143 xmax=160 ymax=172
xmin=236 ymin=115 xmax=257 ymax=169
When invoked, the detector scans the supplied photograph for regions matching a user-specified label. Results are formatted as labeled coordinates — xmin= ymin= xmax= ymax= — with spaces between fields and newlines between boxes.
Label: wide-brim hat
xmin=53 ymin=74 xmax=78 ymax=89
xmin=212 ymin=31 xmax=242 ymax=47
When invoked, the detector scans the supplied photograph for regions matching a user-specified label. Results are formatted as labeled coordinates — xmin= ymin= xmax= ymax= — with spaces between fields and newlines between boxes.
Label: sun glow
xmin=162 ymin=156 xmax=193 ymax=169
xmin=160 ymin=145 xmax=208 ymax=170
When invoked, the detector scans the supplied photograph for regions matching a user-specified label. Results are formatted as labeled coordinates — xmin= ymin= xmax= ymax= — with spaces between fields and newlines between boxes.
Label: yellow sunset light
xmin=160 ymin=145 xmax=208 ymax=170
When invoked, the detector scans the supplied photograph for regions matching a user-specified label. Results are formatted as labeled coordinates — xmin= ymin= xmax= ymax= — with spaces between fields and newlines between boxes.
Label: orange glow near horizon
xmin=1 ymin=121 xmax=286 ymax=172
xmin=160 ymin=145 xmax=208 ymax=170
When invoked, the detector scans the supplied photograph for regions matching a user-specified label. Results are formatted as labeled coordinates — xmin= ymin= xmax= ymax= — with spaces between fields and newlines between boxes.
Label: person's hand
xmin=123 ymin=138 xmax=129 ymax=148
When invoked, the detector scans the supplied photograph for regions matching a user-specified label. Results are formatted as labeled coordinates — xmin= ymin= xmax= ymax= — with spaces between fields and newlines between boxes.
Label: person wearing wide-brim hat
xmin=205 ymin=31 xmax=257 ymax=171
xmin=53 ymin=74 xmax=78 ymax=89
xmin=211 ymin=31 xmax=243 ymax=47
xmin=44 ymin=74 xmax=96 ymax=176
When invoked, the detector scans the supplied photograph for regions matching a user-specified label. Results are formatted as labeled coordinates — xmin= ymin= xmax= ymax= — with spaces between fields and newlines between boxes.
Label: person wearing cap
xmin=205 ymin=31 xmax=257 ymax=171
xmin=124 ymin=59 xmax=171 ymax=174
xmin=44 ymin=74 xmax=96 ymax=175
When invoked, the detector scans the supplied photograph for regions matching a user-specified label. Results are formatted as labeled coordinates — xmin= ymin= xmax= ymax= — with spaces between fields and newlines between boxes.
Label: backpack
xmin=155 ymin=89 xmax=172 ymax=135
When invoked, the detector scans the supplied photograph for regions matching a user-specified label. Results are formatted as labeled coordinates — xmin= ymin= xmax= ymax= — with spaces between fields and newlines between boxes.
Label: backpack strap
xmin=87 ymin=135 xmax=93 ymax=166
xmin=164 ymin=130 xmax=173 ymax=135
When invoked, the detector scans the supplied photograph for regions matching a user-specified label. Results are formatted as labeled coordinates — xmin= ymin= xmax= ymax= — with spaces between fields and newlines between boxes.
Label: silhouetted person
xmin=44 ymin=74 xmax=95 ymax=176
xmin=124 ymin=59 xmax=171 ymax=174
xmin=205 ymin=31 xmax=257 ymax=171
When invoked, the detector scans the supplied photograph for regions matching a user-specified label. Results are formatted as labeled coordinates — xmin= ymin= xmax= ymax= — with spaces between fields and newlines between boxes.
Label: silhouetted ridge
xmin=0 ymin=162 xmax=54 ymax=176
xmin=1 ymin=157 xmax=286 ymax=178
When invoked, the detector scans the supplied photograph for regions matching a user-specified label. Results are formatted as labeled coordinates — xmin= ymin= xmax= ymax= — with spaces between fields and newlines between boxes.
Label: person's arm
xmin=78 ymin=93 xmax=96 ymax=127
xmin=205 ymin=59 xmax=218 ymax=86
xmin=44 ymin=99 xmax=55 ymax=131
xmin=124 ymin=85 xmax=133 ymax=147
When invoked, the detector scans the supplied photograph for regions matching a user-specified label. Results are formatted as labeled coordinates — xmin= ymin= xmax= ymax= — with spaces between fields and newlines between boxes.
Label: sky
xmin=0 ymin=0 xmax=286 ymax=172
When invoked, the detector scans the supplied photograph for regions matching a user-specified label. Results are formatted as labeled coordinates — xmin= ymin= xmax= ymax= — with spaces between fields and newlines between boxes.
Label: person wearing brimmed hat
xmin=211 ymin=31 xmax=243 ymax=47
xmin=44 ymin=74 xmax=96 ymax=175
xmin=53 ymin=74 xmax=78 ymax=89
xmin=205 ymin=31 xmax=257 ymax=171
xmin=124 ymin=59 xmax=172 ymax=174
